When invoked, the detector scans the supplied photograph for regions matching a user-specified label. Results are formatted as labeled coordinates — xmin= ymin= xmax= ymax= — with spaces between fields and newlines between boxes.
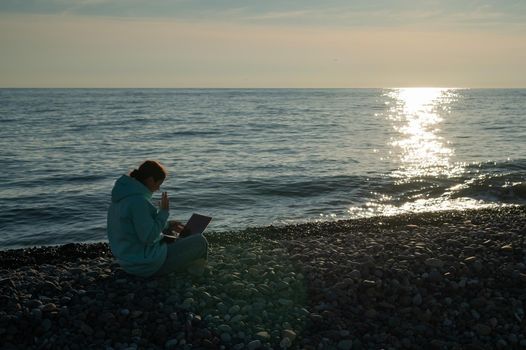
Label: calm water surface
xmin=1 ymin=88 xmax=525 ymax=249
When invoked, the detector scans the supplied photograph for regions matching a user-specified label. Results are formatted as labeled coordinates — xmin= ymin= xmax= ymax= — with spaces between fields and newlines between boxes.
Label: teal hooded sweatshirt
xmin=107 ymin=175 xmax=168 ymax=277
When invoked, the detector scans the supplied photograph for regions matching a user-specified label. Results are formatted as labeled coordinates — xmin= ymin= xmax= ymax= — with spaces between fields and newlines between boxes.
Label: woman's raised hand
xmin=160 ymin=192 xmax=170 ymax=211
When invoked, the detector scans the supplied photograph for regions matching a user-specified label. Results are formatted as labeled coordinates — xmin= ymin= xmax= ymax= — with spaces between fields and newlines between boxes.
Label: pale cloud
xmin=58 ymin=0 xmax=114 ymax=16
xmin=240 ymin=7 xmax=525 ymax=31
xmin=244 ymin=10 xmax=315 ymax=21
xmin=1 ymin=0 xmax=525 ymax=30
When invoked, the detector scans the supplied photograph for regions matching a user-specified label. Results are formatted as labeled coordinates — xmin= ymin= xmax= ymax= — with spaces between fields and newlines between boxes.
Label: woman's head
xmin=130 ymin=160 xmax=167 ymax=192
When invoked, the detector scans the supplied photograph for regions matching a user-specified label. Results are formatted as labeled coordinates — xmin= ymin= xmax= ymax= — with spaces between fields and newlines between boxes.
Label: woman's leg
xmin=154 ymin=234 xmax=208 ymax=276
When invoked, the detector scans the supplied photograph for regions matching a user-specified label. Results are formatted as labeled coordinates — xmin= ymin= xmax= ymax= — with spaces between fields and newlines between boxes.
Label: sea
xmin=1 ymin=88 xmax=525 ymax=250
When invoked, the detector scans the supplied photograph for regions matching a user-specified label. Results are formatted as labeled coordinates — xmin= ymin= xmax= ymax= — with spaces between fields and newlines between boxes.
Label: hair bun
xmin=130 ymin=169 xmax=139 ymax=177
xmin=130 ymin=160 xmax=167 ymax=184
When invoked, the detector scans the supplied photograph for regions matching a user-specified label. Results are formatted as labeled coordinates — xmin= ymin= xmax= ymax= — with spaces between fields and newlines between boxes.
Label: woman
xmin=107 ymin=160 xmax=208 ymax=277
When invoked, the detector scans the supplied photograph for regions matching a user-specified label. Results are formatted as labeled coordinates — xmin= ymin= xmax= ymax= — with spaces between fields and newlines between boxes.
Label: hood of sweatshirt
xmin=111 ymin=175 xmax=152 ymax=203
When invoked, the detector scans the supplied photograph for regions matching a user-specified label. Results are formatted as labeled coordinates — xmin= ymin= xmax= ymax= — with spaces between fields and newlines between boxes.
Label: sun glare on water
xmin=387 ymin=87 xmax=460 ymax=180
xmin=346 ymin=87 xmax=496 ymax=218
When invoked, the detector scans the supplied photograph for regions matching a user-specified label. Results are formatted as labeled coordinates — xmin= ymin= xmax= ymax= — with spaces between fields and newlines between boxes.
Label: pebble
xmin=278 ymin=298 xmax=293 ymax=306
xmin=41 ymin=319 xmax=52 ymax=332
xmin=42 ymin=303 xmax=58 ymax=312
xmin=424 ymin=258 xmax=444 ymax=268
xmin=228 ymin=305 xmax=240 ymax=314
xmin=428 ymin=270 xmax=442 ymax=282
xmin=202 ymin=339 xmax=214 ymax=348
xmin=501 ymin=245 xmax=513 ymax=252
xmin=165 ymin=339 xmax=178 ymax=349
xmin=280 ymin=337 xmax=292 ymax=348
xmin=362 ymin=280 xmax=376 ymax=287
xmin=119 ymin=308 xmax=130 ymax=317
xmin=365 ymin=309 xmax=377 ymax=318
xmin=282 ymin=329 xmax=297 ymax=341
xmin=496 ymin=339 xmax=508 ymax=348
xmin=247 ymin=340 xmax=262 ymax=350
xmin=473 ymin=323 xmax=492 ymax=336
xmin=255 ymin=331 xmax=271 ymax=341
xmin=274 ymin=280 xmax=289 ymax=290
xmin=412 ymin=294 xmax=423 ymax=306
xmin=337 ymin=339 xmax=353 ymax=350
xmin=230 ymin=314 xmax=243 ymax=323
xmin=217 ymin=324 xmax=232 ymax=333
xmin=31 ymin=308 xmax=42 ymax=321
xmin=27 ymin=299 xmax=43 ymax=309
xmin=182 ymin=298 xmax=194 ymax=307
xmin=220 ymin=333 xmax=231 ymax=343
xmin=430 ymin=339 xmax=446 ymax=348
xmin=80 ymin=323 xmax=93 ymax=336
xmin=349 ymin=269 xmax=361 ymax=279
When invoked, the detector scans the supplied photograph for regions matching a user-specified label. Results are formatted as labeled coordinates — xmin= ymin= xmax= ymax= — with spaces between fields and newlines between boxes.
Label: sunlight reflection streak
xmin=387 ymin=88 xmax=459 ymax=181
xmin=348 ymin=88 xmax=480 ymax=218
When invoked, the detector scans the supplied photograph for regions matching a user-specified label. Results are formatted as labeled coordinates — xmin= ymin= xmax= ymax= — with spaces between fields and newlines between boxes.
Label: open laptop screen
xmin=180 ymin=213 xmax=212 ymax=237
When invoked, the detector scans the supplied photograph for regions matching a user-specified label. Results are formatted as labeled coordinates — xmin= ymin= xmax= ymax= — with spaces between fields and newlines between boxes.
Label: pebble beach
xmin=1 ymin=206 xmax=526 ymax=350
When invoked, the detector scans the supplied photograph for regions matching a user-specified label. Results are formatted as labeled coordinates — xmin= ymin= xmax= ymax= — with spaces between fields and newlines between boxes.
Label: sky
xmin=0 ymin=0 xmax=525 ymax=88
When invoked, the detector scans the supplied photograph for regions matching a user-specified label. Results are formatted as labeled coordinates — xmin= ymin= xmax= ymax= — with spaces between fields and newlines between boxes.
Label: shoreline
xmin=2 ymin=205 xmax=522 ymax=262
xmin=1 ymin=206 xmax=526 ymax=349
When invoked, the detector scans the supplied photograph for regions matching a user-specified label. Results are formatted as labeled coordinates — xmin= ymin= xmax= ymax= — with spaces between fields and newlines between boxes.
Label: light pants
xmin=153 ymin=234 xmax=208 ymax=276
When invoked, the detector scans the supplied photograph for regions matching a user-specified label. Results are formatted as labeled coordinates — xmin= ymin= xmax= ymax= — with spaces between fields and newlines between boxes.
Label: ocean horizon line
xmin=1 ymin=86 xmax=525 ymax=90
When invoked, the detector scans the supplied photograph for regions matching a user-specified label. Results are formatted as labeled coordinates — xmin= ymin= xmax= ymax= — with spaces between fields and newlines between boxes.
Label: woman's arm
xmin=129 ymin=196 xmax=169 ymax=245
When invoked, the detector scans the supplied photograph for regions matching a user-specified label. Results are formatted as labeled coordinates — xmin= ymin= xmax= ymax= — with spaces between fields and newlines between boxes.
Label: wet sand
xmin=1 ymin=206 xmax=525 ymax=349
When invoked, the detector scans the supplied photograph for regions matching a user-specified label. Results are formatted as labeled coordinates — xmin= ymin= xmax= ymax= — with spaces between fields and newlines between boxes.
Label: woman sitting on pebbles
xmin=107 ymin=160 xmax=208 ymax=277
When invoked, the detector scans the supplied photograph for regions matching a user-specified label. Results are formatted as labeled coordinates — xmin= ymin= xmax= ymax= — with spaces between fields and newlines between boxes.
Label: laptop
xmin=163 ymin=213 xmax=212 ymax=239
